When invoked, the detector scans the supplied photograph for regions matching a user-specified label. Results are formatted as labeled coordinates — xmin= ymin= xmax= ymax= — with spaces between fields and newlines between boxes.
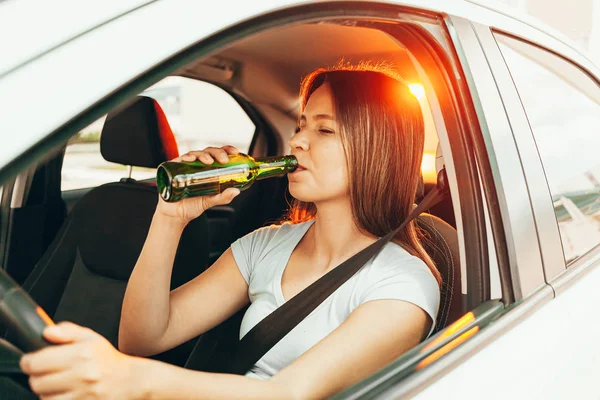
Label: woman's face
xmin=288 ymin=83 xmax=349 ymax=204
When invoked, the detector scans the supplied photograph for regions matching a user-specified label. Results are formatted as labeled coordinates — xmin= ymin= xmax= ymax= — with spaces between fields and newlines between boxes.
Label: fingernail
xmin=232 ymin=189 xmax=240 ymax=197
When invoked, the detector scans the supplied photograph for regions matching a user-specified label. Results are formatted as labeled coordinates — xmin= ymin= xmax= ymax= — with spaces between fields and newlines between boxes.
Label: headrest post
xmin=126 ymin=165 xmax=133 ymax=179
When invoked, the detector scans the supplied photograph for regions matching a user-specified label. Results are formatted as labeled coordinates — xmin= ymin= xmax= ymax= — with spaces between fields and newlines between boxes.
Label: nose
xmin=289 ymin=128 xmax=309 ymax=152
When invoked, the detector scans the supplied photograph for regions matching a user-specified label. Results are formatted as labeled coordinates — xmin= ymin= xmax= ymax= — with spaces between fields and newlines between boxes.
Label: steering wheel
xmin=0 ymin=268 xmax=52 ymax=374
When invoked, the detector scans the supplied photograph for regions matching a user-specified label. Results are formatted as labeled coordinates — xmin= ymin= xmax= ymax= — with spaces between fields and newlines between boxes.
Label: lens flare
xmin=408 ymin=83 xmax=426 ymax=100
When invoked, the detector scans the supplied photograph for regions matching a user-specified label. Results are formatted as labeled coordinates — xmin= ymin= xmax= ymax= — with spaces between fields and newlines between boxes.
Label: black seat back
xmin=416 ymin=213 xmax=461 ymax=331
xmin=8 ymin=96 xmax=211 ymax=366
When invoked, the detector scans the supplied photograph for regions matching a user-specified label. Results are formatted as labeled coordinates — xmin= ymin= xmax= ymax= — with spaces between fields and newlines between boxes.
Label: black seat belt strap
xmin=226 ymin=170 xmax=450 ymax=375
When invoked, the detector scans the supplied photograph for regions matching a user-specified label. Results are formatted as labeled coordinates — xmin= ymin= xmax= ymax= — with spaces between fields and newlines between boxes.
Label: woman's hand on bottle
xmin=156 ymin=145 xmax=241 ymax=224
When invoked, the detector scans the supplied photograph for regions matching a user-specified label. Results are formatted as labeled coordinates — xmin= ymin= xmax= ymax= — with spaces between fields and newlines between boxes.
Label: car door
xmin=0 ymin=1 xmax=585 ymax=399
xmin=484 ymin=26 xmax=600 ymax=397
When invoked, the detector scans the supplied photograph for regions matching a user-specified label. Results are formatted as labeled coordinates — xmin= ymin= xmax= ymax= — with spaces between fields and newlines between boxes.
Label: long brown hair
xmin=287 ymin=62 xmax=441 ymax=286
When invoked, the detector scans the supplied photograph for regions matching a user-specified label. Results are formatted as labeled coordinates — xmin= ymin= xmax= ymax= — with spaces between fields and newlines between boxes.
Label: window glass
xmin=62 ymin=77 xmax=256 ymax=191
xmin=495 ymin=33 xmax=600 ymax=263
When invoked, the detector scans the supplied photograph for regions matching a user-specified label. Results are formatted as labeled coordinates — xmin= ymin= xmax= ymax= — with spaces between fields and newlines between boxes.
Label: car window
xmin=61 ymin=77 xmax=256 ymax=191
xmin=495 ymin=33 xmax=600 ymax=264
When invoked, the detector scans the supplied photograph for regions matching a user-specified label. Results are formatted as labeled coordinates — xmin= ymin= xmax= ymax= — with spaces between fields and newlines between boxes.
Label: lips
xmin=290 ymin=155 xmax=307 ymax=173
xmin=292 ymin=165 xmax=307 ymax=173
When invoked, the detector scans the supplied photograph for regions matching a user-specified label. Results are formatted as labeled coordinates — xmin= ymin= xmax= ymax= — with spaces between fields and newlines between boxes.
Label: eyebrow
xmin=300 ymin=114 xmax=334 ymax=121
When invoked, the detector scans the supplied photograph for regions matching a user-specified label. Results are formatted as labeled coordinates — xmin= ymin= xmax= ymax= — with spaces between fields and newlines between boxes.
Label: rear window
xmin=61 ymin=77 xmax=256 ymax=191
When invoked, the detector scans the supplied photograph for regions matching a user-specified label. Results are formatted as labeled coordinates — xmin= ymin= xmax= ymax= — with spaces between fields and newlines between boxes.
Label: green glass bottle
xmin=156 ymin=154 xmax=298 ymax=202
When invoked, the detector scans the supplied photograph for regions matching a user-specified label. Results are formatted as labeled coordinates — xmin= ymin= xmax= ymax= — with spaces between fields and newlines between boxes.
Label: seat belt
xmin=225 ymin=170 xmax=450 ymax=375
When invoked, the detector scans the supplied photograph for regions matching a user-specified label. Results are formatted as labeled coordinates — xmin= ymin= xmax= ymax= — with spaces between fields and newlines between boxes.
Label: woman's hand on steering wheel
xmin=20 ymin=322 xmax=142 ymax=399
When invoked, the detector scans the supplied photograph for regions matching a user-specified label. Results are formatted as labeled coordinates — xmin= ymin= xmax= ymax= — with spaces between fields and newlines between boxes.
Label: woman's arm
xmin=22 ymin=300 xmax=429 ymax=399
xmin=135 ymin=360 xmax=293 ymax=400
xmin=119 ymin=219 xmax=249 ymax=356
xmin=141 ymin=299 xmax=430 ymax=400
xmin=119 ymin=145 xmax=248 ymax=356
xmin=118 ymin=212 xmax=186 ymax=355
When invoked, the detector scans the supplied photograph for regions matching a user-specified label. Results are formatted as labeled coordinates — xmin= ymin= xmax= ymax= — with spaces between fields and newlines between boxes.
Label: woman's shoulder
xmin=356 ymin=242 xmax=441 ymax=334
xmin=363 ymin=242 xmax=440 ymax=296
xmin=376 ymin=242 xmax=430 ymax=270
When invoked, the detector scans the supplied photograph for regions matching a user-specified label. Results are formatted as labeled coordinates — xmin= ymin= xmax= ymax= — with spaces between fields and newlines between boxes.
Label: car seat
xmin=3 ymin=96 xmax=211 ymax=367
xmin=416 ymin=143 xmax=462 ymax=328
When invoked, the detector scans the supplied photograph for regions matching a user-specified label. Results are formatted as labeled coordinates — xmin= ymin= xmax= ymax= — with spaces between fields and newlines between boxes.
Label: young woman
xmin=20 ymin=64 xmax=441 ymax=399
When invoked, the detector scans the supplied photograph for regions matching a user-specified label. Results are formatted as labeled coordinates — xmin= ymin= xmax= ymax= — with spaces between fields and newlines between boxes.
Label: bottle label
xmin=172 ymin=165 xmax=251 ymax=189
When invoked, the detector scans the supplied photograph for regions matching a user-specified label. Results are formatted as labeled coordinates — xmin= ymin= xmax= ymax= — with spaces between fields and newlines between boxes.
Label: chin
xmin=288 ymin=183 xmax=345 ymax=204
xmin=288 ymin=183 xmax=323 ymax=203
xmin=288 ymin=183 xmax=314 ymax=203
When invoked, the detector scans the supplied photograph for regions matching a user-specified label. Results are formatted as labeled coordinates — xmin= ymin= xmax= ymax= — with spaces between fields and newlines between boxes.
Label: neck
xmin=306 ymin=198 xmax=378 ymax=270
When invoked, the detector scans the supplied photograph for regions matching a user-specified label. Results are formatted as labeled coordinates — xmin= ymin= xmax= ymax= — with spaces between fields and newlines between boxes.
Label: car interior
xmin=1 ymin=16 xmax=481 ymax=394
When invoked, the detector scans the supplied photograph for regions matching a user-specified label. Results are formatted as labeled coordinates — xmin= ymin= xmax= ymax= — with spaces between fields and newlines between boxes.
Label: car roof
xmin=0 ymin=0 xmax=153 ymax=78
xmin=0 ymin=0 xmax=591 ymax=79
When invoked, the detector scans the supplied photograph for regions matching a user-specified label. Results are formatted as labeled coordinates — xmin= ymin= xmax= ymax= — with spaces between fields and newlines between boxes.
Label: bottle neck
xmin=255 ymin=155 xmax=298 ymax=180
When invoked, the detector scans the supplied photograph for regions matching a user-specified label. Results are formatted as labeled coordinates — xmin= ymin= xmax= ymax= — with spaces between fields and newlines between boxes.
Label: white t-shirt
xmin=230 ymin=220 xmax=440 ymax=380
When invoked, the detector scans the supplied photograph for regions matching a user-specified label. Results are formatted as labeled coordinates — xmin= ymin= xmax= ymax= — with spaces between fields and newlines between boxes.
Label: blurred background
xmin=481 ymin=0 xmax=600 ymax=65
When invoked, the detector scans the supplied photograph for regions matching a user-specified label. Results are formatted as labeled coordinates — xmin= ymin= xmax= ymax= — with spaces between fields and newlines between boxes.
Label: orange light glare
xmin=408 ymin=83 xmax=426 ymax=100
xmin=420 ymin=312 xmax=475 ymax=353
xmin=421 ymin=152 xmax=437 ymax=184
xmin=416 ymin=326 xmax=480 ymax=370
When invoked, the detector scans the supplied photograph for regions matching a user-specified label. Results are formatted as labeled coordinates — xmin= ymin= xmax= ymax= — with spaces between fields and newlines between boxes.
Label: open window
xmin=0 ymin=4 xmax=504 ymax=398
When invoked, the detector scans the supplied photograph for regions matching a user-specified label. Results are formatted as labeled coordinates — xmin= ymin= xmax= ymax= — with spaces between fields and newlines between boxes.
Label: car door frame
xmin=406 ymin=15 xmax=600 ymax=399
xmin=473 ymin=23 xmax=570 ymax=286
xmin=448 ymin=17 xmax=548 ymax=301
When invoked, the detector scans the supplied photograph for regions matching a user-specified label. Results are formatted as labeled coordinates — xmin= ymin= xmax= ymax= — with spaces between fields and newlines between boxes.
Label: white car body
xmin=1 ymin=1 xmax=599 ymax=398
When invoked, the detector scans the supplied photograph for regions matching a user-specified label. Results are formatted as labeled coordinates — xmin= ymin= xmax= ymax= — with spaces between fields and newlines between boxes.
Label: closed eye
xmin=319 ymin=128 xmax=334 ymax=134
